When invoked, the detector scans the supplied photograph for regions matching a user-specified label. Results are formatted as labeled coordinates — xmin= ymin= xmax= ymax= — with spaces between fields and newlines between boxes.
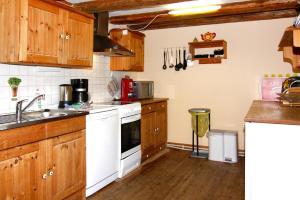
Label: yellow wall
xmin=130 ymin=18 xmax=294 ymax=150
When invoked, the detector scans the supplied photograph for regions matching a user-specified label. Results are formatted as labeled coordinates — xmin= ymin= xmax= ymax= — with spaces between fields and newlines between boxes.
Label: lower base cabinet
xmin=0 ymin=116 xmax=86 ymax=200
xmin=0 ymin=141 xmax=46 ymax=199
xmin=141 ymin=101 xmax=168 ymax=162
xmin=47 ymin=130 xmax=86 ymax=200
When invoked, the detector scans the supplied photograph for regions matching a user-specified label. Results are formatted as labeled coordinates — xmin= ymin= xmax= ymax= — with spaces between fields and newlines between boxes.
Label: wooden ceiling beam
xmin=75 ymin=0 xmax=192 ymax=12
xmin=110 ymin=0 xmax=299 ymax=25
xmin=127 ymin=9 xmax=297 ymax=30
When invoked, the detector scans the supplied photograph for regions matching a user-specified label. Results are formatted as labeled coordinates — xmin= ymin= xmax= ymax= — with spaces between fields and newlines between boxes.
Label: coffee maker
xmin=121 ymin=76 xmax=136 ymax=101
xmin=71 ymin=79 xmax=89 ymax=103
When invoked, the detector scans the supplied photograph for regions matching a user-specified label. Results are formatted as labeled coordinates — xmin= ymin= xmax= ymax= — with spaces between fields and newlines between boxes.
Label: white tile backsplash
xmin=0 ymin=55 xmax=124 ymax=114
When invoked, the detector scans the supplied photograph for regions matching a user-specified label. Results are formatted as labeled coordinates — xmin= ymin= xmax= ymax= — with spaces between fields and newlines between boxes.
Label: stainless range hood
xmin=93 ymin=12 xmax=134 ymax=57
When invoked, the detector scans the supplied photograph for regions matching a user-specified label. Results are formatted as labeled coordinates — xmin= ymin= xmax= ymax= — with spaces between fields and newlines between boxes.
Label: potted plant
xmin=8 ymin=77 xmax=22 ymax=100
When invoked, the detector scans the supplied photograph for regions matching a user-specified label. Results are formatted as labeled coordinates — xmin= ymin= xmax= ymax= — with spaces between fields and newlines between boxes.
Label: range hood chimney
xmin=93 ymin=12 xmax=134 ymax=57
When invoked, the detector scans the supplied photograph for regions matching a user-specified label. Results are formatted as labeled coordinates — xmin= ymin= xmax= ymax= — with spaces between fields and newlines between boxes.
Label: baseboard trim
xmin=167 ymin=142 xmax=245 ymax=157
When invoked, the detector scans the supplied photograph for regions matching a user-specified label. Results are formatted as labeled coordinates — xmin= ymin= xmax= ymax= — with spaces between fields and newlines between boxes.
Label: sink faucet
xmin=16 ymin=94 xmax=45 ymax=123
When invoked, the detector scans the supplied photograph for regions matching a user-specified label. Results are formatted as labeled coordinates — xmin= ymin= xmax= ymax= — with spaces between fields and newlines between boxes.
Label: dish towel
xmin=191 ymin=112 xmax=209 ymax=137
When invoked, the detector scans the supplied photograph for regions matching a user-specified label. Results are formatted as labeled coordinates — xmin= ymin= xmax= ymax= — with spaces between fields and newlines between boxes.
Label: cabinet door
xmin=141 ymin=112 xmax=156 ymax=161
xmin=155 ymin=108 xmax=168 ymax=151
xmin=110 ymin=31 xmax=131 ymax=71
xmin=110 ymin=30 xmax=144 ymax=71
xmin=0 ymin=141 xmax=46 ymax=200
xmin=126 ymin=33 xmax=144 ymax=71
xmin=20 ymin=0 xmax=62 ymax=64
xmin=64 ymin=11 xmax=93 ymax=67
xmin=46 ymin=130 xmax=86 ymax=200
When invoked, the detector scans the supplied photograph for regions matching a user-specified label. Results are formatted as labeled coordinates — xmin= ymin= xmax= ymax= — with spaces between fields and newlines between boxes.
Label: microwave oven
xmin=133 ymin=81 xmax=154 ymax=99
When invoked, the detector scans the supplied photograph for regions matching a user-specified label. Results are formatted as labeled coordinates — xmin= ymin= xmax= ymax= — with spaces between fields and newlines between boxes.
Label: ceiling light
xmin=165 ymin=0 xmax=223 ymax=10
xmin=168 ymin=5 xmax=222 ymax=16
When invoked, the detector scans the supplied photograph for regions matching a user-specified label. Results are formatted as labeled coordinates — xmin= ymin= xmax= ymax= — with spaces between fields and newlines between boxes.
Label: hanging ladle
xmin=175 ymin=49 xmax=180 ymax=71
xmin=169 ymin=48 xmax=174 ymax=68
xmin=162 ymin=50 xmax=167 ymax=70
xmin=183 ymin=48 xmax=187 ymax=70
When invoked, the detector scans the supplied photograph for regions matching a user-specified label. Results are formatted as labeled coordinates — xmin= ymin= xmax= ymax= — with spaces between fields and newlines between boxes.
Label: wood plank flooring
xmin=87 ymin=149 xmax=245 ymax=200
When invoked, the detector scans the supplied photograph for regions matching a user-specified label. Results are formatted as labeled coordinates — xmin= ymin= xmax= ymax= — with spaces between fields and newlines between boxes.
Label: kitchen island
xmin=245 ymin=100 xmax=300 ymax=200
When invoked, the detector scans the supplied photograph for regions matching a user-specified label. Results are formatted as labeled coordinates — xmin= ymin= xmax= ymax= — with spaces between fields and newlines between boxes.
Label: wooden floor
xmin=88 ymin=149 xmax=245 ymax=200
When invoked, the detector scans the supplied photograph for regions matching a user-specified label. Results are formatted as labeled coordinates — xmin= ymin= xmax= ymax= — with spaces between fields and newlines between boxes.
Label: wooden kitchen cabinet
xmin=141 ymin=112 xmax=156 ymax=160
xmin=141 ymin=101 xmax=168 ymax=162
xmin=110 ymin=29 xmax=145 ymax=71
xmin=64 ymin=11 xmax=93 ymax=67
xmin=0 ymin=0 xmax=93 ymax=68
xmin=0 ymin=141 xmax=46 ymax=200
xmin=0 ymin=115 xmax=86 ymax=199
xmin=46 ymin=130 xmax=86 ymax=200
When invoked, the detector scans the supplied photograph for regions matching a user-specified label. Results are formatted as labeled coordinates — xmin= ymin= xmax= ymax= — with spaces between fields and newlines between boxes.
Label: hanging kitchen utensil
xmin=169 ymin=48 xmax=174 ymax=68
xmin=175 ymin=49 xmax=180 ymax=71
xmin=178 ymin=49 xmax=184 ymax=70
xmin=162 ymin=50 xmax=167 ymax=70
xmin=183 ymin=48 xmax=187 ymax=70
xmin=166 ymin=48 xmax=170 ymax=68
xmin=187 ymin=52 xmax=193 ymax=67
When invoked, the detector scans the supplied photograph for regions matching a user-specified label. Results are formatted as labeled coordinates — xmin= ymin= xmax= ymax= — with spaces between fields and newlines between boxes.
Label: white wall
xmin=131 ymin=18 xmax=294 ymax=150
xmin=0 ymin=55 xmax=122 ymax=114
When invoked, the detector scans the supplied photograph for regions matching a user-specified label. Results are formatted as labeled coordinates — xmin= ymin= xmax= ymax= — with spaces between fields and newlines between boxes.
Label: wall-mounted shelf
xmin=188 ymin=40 xmax=227 ymax=64
xmin=279 ymin=26 xmax=300 ymax=73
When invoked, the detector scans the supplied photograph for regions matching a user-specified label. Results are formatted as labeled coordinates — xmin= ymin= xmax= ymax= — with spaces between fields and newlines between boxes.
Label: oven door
xmin=121 ymin=114 xmax=141 ymax=159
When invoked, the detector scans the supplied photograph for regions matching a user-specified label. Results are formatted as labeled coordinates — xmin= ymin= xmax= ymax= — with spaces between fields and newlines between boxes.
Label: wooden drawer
xmin=0 ymin=124 xmax=46 ymax=151
xmin=142 ymin=101 xmax=167 ymax=114
xmin=155 ymin=101 xmax=167 ymax=111
xmin=142 ymin=104 xmax=156 ymax=114
xmin=46 ymin=116 xmax=86 ymax=138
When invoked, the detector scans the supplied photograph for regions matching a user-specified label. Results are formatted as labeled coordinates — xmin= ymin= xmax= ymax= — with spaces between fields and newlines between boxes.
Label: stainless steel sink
xmin=0 ymin=110 xmax=68 ymax=125
xmin=23 ymin=110 xmax=68 ymax=120
xmin=0 ymin=109 xmax=87 ymax=131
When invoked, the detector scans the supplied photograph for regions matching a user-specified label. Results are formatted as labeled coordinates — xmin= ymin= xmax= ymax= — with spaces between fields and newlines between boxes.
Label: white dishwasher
xmin=86 ymin=107 xmax=119 ymax=197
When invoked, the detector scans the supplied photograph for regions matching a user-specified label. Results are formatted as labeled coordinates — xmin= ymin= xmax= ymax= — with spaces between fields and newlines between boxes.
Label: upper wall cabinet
xmin=0 ymin=0 xmax=93 ymax=68
xmin=110 ymin=29 xmax=145 ymax=71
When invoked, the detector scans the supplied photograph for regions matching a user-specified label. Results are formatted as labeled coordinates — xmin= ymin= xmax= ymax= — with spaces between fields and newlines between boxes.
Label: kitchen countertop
xmin=0 ymin=109 xmax=88 ymax=131
xmin=245 ymin=100 xmax=300 ymax=125
xmin=137 ymin=98 xmax=169 ymax=105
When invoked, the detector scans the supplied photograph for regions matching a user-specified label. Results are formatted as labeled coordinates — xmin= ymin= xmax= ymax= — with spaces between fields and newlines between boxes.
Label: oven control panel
xmin=119 ymin=103 xmax=141 ymax=118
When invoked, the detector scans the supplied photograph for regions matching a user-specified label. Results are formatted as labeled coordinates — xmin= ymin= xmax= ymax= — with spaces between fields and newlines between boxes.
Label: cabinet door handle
xmin=148 ymin=106 xmax=152 ymax=110
xmin=48 ymin=171 xmax=54 ymax=176
xmin=157 ymin=128 xmax=160 ymax=133
xmin=42 ymin=173 xmax=47 ymax=180
xmin=59 ymin=33 xmax=65 ymax=39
